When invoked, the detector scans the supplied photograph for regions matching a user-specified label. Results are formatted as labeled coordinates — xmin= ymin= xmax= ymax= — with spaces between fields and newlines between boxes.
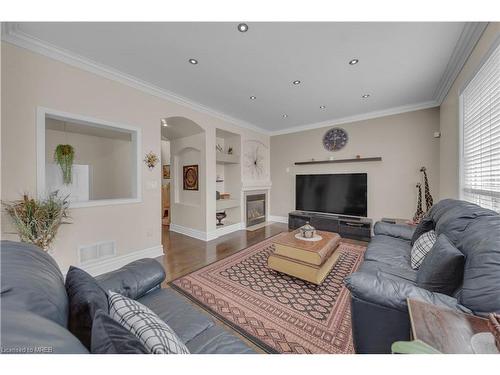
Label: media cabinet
xmin=288 ymin=211 xmax=372 ymax=242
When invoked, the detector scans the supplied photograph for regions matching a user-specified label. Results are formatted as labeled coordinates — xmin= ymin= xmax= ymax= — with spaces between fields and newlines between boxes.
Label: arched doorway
xmin=160 ymin=116 xmax=205 ymax=238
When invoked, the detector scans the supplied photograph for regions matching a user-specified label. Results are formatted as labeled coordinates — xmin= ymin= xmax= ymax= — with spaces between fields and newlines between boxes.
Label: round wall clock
xmin=323 ymin=127 xmax=348 ymax=151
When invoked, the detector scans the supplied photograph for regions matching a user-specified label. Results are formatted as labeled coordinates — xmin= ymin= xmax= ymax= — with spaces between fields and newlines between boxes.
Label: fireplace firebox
xmin=246 ymin=194 xmax=266 ymax=227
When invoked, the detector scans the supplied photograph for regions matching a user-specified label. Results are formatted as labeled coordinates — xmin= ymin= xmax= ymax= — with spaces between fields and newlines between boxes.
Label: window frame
xmin=459 ymin=36 xmax=500 ymax=207
xmin=36 ymin=107 xmax=142 ymax=208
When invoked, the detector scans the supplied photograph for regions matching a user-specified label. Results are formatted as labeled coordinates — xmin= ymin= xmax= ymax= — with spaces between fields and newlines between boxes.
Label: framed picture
xmin=162 ymin=164 xmax=170 ymax=179
xmin=183 ymin=165 xmax=199 ymax=191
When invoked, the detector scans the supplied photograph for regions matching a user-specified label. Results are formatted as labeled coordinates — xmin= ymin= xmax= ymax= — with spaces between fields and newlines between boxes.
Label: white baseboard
xmin=169 ymin=223 xmax=212 ymax=241
xmin=269 ymin=215 xmax=288 ymax=224
xmin=213 ymin=222 xmax=243 ymax=237
xmin=170 ymin=222 xmax=243 ymax=241
xmin=78 ymin=244 xmax=164 ymax=277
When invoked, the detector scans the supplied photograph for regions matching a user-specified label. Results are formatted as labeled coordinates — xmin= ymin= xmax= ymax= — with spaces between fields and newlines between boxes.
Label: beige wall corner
xmin=270 ymin=107 xmax=440 ymax=223
xmin=1 ymin=42 xmax=269 ymax=270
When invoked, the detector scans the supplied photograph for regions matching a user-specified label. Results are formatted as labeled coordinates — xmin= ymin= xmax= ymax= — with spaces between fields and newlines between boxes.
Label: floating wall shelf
xmin=294 ymin=157 xmax=382 ymax=166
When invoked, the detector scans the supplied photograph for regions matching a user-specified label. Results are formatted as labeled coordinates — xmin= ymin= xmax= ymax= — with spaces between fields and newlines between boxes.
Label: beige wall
xmin=439 ymin=23 xmax=500 ymax=199
xmin=1 ymin=42 xmax=269 ymax=272
xmin=270 ymin=108 xmax=440 ymax=223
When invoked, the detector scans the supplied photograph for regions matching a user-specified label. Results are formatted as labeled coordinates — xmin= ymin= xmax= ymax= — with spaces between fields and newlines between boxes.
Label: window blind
xmin=462 ymin=41 xmax=500 ymax=211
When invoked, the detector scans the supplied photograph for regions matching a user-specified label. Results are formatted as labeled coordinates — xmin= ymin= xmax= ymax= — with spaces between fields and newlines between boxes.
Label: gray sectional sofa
xmin=0 ymin=240 xmax=255 ymax=354
xmin=345 ymin=199 xmax=500 ymax=353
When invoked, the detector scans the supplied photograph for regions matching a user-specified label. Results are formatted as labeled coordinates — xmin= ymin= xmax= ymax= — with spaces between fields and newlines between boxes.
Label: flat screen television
xmin=295 ymin=173 xmax=367 ymax=217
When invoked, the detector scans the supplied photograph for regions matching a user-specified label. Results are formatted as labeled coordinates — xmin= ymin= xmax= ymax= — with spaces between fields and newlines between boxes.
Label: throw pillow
xmin=65 ymin=266 xmax=108 ymax=349
xmin=108 ymin=291 xmax=189 ymax=354
xmin=410 ymin=216 xmax=435 ymax=246
xmin=416 ymin=234 xmax=465 ymax=295
xmin=411 ymin=230 xmax=437 ymax=270
xmin=91 ymin=309 xmax=148 ymax=354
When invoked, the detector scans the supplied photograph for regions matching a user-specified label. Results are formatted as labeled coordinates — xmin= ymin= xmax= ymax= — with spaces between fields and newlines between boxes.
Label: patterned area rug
xmin=170 ymin=234 xmax=366 ymax=354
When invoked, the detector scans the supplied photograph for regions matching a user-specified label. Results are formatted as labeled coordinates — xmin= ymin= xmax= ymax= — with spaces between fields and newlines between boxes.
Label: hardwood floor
xmin=158 ymin=223 xmax=289 ymax=284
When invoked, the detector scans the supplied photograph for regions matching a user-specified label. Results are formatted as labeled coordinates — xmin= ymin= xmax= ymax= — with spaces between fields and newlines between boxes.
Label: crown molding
xmin=433 ymin=22 xmax=488 ymax=104
xmin=2 ymin=22 xmax=479 ymax=137
xmin=1 ymin=22 xmax=270 ymax=135
xmin=269 ymin=100 xmax=439 ymax=136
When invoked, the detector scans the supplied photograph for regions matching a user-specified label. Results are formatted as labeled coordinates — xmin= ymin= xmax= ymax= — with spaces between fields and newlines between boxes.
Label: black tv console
xmin=288 ymin=211 xmax=372 ymax=242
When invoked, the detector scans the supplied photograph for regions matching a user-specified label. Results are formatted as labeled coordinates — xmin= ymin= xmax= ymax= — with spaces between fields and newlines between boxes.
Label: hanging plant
xmin=54 ymin=144 xmax=75 ymax=185
xmin=2 ymin=191 xmax=71 ymax=252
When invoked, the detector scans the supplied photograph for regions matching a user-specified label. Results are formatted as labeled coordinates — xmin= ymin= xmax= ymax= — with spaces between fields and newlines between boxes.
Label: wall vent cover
xmin=78 ymin=240 xmax=116 ymax=265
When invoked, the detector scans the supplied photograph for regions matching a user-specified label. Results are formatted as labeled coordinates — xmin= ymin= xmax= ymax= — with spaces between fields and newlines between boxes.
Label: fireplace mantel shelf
xmin=242 ymin=183 xmax=272 ymax=191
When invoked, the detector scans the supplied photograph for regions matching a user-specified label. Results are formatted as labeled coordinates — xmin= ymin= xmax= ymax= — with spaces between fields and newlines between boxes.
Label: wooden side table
xmin=391 ymin=299 xmax=498 ymax=354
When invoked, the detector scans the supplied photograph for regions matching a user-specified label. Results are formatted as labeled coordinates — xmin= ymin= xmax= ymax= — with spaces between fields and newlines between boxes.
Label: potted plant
xmin=2 ymin=192 xmax=71 ymax=252
xmin=54 ymin=144 xmax=75 ymax=184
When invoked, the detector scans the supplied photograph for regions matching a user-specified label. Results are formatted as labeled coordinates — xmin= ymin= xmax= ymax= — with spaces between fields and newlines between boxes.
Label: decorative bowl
xmin=299 ymin=222 xmax=316 ymax=239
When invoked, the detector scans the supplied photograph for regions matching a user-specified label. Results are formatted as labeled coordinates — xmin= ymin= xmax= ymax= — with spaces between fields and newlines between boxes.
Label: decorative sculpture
xmin=216 ymin=211 xmax=227 ymax=226
xmin=413 ymin=183 xmax=424 ymax=224
xmin=420 ymin=166 xmax=434 ymax=212
xmin=143 ymin=151 xmax=159 ymax=170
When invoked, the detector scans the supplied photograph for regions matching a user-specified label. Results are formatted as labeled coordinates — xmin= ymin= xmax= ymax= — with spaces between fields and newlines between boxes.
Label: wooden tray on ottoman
xmin=268 ymin=230 xmax=341 ymax=285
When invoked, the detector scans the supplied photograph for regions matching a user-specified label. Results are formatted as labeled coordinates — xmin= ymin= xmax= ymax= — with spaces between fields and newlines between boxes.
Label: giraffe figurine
xmin=420 ymin=166 xmax=434 ymax=212
xmin=413 ymin=183 xmax=424 ymax=224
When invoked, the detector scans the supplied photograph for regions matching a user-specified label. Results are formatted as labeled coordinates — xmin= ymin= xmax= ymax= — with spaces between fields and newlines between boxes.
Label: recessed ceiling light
xmin=292 ymin=80 xmax=301 ymax=85
xmin=319 ymin=105 xmax=326 ymax=109
xmin=349 ymin=59 xmax=359 ymax=65
xmin=161 ymin=119 xmax=168 ymax=127
xmin=362 ymin=94 xmax=370 ymax=98
xmin=237 ymin=23 xmax=249 ymax=32
xmin=188 ymin=58 xmax=198 ymax=65
xmin=250 ymin=96 xmax=257 ymax=100
xmin=282 ymin=114 xmax=288 ymax=118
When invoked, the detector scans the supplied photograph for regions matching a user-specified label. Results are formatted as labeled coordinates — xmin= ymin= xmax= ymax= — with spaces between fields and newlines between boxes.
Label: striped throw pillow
xmin=108 ymin=291 xmax=189 ymax=354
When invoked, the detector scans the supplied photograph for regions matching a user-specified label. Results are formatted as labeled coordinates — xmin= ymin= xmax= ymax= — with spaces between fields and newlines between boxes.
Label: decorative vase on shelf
xmin=216 ymin=211 xmax=227 ymax=226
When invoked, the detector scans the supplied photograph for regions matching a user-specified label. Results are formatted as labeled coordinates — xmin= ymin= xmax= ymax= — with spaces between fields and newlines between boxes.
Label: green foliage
xmin=2 ymin=192 xmax=71 ymax=251
xmin=54 ymin=144 xmax=75 ymax=184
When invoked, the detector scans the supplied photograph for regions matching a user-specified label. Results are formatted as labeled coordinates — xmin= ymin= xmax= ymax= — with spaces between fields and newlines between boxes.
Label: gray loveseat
xmin=345 ymin=199 xmax=500 ymax=354
xmin=0 ymin=240 xmax=255 ymax=354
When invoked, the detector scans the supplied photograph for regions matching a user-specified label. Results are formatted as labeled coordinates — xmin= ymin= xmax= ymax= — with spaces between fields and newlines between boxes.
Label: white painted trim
xmin=36 ymin=106 xmax=143 ymax=208
xmin=2 ymin=23 xmax=268 ymax=135
xmin=3 ymin=22 xmax=484 ymax=137
xmin=213 ymin=222 xmax=243 ymax=237
xmin=433 ymin=22 xmax=488 ymax=104
xmin=242 ymin=183 xmax=272 ymax=191
xmin=169 ymin=223 xmax=212 ymax=241
xmin=170 ymin=222 xmax=243 ymax=241
xmin=269 ymin=215 xmax=288 ymax=224
xmin=65 ymin=244 xmax=164 ymax=277
xmin=269 ymin=100 xmax=439 ymax=136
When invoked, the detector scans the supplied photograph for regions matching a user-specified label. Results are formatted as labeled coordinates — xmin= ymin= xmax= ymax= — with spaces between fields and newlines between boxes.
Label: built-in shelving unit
xmin=215 ymin=129 xmax=242 ymax=231
xmin=216 ymin=153 xmax=240 ymax=164
xmin=216 ymin=199 xmax=240 ymax=211
xmin=294 ymin=157 xmax=382 ymax=165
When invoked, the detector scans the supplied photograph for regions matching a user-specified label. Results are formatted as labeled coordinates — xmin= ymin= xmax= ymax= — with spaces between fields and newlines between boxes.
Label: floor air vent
xmin=78 ymin=241 xmax=116 ymax=265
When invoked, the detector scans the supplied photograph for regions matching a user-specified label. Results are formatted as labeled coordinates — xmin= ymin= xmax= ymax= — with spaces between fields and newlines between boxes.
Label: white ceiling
xmin=6 ymin=22 xmax=480 ymax=133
